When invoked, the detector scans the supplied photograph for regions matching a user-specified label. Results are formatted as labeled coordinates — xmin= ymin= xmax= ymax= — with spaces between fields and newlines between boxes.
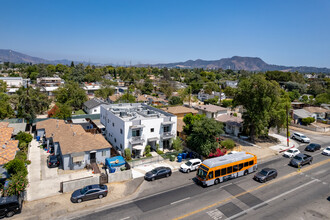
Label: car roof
xmin=189 ymin=159 xmax=201 ymax=163
xmin=261 ymin=168 xmax=275 ymax=172
xmin=294 ymin=132 xmax=304 ymax=135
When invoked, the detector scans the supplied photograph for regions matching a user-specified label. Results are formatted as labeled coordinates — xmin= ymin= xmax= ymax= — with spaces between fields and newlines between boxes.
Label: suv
xmin=0 ymin=195 xmax=23 ymax=218
xmin=305 ymin=143 xmax=321 ymax=152
xmin=291 ymin=132 xmax=310 ymax=143
xmin=283 ymin=148 xmax=301 ymax=158
xmin=47 ymin=155 xmax=60 ymax=168
xmin=180 ymin=159 xmax=202 ymax=173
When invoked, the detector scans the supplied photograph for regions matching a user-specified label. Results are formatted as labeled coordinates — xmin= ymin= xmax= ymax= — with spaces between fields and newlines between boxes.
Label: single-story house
xmin=36 ymin=119 xmax=112 ymax=170
xmin=0 ymin=122 xmax=19 ymax=166
xmin=215 ymin=114 xmax=243 ymax=137
xmin=83 ymin=98 xmax=106 ymax=114
xmin=107 ymin=94 xmax=122 ymax=104
xmin=303 ymin=107 xmax=328 ymax=119
xmin=292 ymin=109 xmax=314 ymax=124
xmin=291 ymin=102 xmax=305 ymax=109
xmin=194 ymin=104 xmax=228 ymax=119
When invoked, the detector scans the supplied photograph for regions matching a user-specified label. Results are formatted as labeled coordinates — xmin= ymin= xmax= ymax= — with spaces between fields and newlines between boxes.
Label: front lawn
xmin=72 ymin=109 xmax=86 ymax=115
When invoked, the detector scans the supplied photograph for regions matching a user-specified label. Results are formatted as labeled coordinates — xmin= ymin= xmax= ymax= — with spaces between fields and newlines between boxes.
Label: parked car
xmin=144 ymin=167 xmax=172 ymax=181
xmin=322 ymin=147 xmax=330 ymax=156
xmin=180 ymin=159 xmax=202 ymax=173
xmin=283 ymin=148 xmax=301 ymax=158
xmin=305 ymin=143 xmax=321 ymax=152
xmin=47 ymin=155 xmax=60 ymax=168
xmin=71 ymin=184 xmax=108 ymax=203
xmin=0 ymin=195 xmax=23 ymax=218
xmin=253 ymin=168 xmax=277 ymax=183
xmin=291 ymin=132 xmax=310 ymax=143
xmin=290 ymin=153 xmax=313 ymax=167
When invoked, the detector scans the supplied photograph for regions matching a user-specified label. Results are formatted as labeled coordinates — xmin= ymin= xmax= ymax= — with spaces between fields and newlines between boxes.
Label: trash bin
xmin=189 ymin=152 xmax=193 ymax=158
xmin=182 ymin=153 xmax=187 ymax=159
xmin=177 ymin=155 xmax=182 ymax=162
xmin=170 ymin=155 xmax=176 ymax=161
xmin=110 ymin=167 xmax=116 ymax=173
xmin=36 ymin=136 xmax=40 ymax=141
xmin=178 ymin=153 xmax=182 ymax=158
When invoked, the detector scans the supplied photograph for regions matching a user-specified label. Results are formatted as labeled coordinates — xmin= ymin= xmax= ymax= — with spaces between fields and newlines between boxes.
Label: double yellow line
xmin=173 ymin=158 xmax=330 ymax=220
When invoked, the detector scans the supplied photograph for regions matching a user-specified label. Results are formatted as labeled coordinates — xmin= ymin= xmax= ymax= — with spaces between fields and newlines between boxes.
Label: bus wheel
xmin=214 ymin=179 xmax=220 ymax=185
xmin=244 ymin=170 xmax=248 ymax=176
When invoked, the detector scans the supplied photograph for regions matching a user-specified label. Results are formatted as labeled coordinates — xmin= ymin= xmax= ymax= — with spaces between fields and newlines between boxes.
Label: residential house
xmin=36 ymin=76 xmax=63 ymax=97
xmin=0 ymin=122 xmax=19 ymax=166
xmin=83 ymin=98 xmax=106 ymax=114
xmin=100 ymin=103 xmax=177 ymax=157
xmin=197 ymin=90 xmax=226 ymax=102
xmin=82 ymin=82 xmax=101 ymax=97
xmin=303 ymin=107 xmax=329 ymax=119
xmin=107 ymin=94 xmax=122 ymax=104
xmin=194 ymin=104 xmax=228 ymax=119
xmin=36 ymin=119 xmax=112 ymax=170
xmin=291 ymin=102 xmax=306 ymax=109
xmin=136 ymin=95 xmax=149 ymax=104
xmin=292 ymin=109 xmax=314 ymax=124
xmin=225 ymin=80 xmax=238 ymax=88
xmin=161 ymin=106 xmax=198 ymax=138
xmin=0 ymin=77 xmax=30 ymax=94
xmin=136 ymin=94 xmax=168 ymax=106
xmin=215 ymin=114 xmax=243 ymax=136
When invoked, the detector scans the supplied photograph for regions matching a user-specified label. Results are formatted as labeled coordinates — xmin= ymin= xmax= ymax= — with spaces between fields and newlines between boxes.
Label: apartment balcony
xmin=129 ymin=136 xmax=145 ymax=144
xmin=161 ymin=131 xmax=175 ymax=140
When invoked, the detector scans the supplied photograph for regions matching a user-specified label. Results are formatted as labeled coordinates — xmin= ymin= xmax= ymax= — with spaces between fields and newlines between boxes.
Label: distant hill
xmin=144 ymin=56 xmax=330 ymax=73
xmin=0 ymin=49 xmax=99 ymax=66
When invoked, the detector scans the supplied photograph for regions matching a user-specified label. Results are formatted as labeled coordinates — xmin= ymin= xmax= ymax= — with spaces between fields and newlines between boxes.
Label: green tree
xmin=187 ymin=117 xmax=224 ymax=157
xmin=0 ymin=80 xmax=7 ymax=93
xmin=288 ymin=90 xmax=300 ymax=102
xmin=117 ymin=93 xmax=136 ymax=103
xmin=169 ymin=96 xmax=183 ymax=105
xmin=52 ymin=103 xmax=72 ymax=119
xmin=220 ymin=139 xmax=235 ymax=150
xmin=4 ymin=158 xmax=28 ymax=177
xmin=0 ymin=93 xmax=14 ymax=119
xmin=54 ymin=82 xmax=87 ymax=110
xmin=233 ymin=74 xmax=285 ymax=141
xmin=95 ymin=87 xmax=115 ymax=99
xmin=141 ymin=78 xmax=154 ymax=95
xmin=204 ymin=96 xmax=219 ymax=105
xmin=221 ymin=99 xmax=233 ymax=108
xmin=315 ymin=91 xmax=330 ymax=105
xmin=172 ymin=137 xmax=183 ymax=151
xmin=183 ymin=113 xmax=205 ymax=135
xmin=3 ymin=172 xmax=28 ymax=196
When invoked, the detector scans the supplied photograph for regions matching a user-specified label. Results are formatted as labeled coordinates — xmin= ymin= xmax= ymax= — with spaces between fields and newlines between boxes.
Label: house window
xmin=150 ymin=128 xmax=154 ymax=133
xmin=112 ymin=123 xmax=114 ymax=127
xmin=94 ymin=109 xmax=97 ymax=112
xmin=102 ymin=150 xmax=106 ymax=157
xmin=120 ymin=144 xmax=123 ymax=150
xmin=163 ymin=126 xmax=170 ymax=132
xmin=132 ymin=130 xmax=140 ymax=137
xmin=120 ymin=129 xmax=123 ymax=134
xmin=114 ymin=138 xmax=117 ymax=143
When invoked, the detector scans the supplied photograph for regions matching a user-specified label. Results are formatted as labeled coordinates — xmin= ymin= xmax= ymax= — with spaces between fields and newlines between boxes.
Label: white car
xmin=291 ymin=132 xmax=310 ymax=143
xmin=180 ymin=159 xmax=202 ymax=173
xmin=283 ymin=148 xmax=301 ymax=158
xmin=322 ymin=147 xmax=330 ymax=156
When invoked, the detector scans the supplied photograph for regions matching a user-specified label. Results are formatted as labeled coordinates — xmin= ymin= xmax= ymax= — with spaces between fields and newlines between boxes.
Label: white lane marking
xmin=171 ymin=197 xmax=191 ymax=205
xmin=120 ymin=217 xmax=130 ymax=220
xmin=207 ymin=209 xmax=223 ymax=220
xmin=227 ymin=179 xmax=318 ymax=220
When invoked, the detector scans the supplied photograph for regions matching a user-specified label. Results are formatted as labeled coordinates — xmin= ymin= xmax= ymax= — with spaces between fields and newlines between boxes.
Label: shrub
xmin=172 ymin=137 xmax=183 ymax=152
xmin=301 ymin=117 xmax=315 ymax=125
xmin=18 ymin=142 xmax=28 ymax=152
xmin=221 ymin=99 xmax=233 ymax=108
xmin=220 ymin=139 xmax=235 ymax=150
xmin=3 ymin=172 xmax=28 ymax=196
xmin=157 ymin=150 xmax=164 ymax=155
xmin=208 ymin=148 xmax=227 ymax=158
xmin=15 ymin=132 xmax=33 ymax=144
xmin=15 ymin=151 xmax=27 ymax=161
xmin=124 ymin=148 xmax=131 ymax=161
xmin=233 ymin=113 xmax=237 ymax=117
xmin=120 ymin=167 xmax=126 ymax=171
xmin=4 ymin=158 xmax=28 ymax=177
xmin=146 ymin=153 xmax=152 ymax=157
xmin=144 ymin=145 xmax=151 ymax=155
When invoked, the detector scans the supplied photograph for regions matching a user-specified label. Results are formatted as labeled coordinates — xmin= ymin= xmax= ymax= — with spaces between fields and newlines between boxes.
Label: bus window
xmin=233 ymin=165 xmax=238 ymax=172
xmin=249 ymin=161 xmax=253 ymax=166
xmin=215 ymin=170 xmax=220 ymax=178
xmin=239 ymin=163 xmax=243 ymax=170
xmin=197 ymin=168 xmax=208 ymax=179
xmin=244 ymin=162 xmax=248 ymax=167
xmin=221 ymin=168 xmax=227 ymax=176
xmin=227 ymin=166 xmax=232 ymax=174
xmin=208 ymin=171 xmax=214 ymax=180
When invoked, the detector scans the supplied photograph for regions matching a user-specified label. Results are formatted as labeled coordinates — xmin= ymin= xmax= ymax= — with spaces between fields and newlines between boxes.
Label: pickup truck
xmin=290 ymin=153 xmax=313 ymax=167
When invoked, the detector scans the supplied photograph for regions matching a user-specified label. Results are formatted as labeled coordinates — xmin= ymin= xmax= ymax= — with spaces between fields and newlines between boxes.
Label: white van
xmin=180 ymin=159 xmax=202 ymax=173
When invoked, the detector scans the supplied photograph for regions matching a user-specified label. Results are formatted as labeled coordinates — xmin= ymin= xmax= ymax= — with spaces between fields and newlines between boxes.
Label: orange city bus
xmin=196 ymin=152 xmax=257 ymax=186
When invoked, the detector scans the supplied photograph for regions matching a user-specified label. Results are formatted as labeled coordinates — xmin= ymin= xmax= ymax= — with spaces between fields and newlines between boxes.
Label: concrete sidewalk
xmin=268 ymin=133 xmax=299 ymax=152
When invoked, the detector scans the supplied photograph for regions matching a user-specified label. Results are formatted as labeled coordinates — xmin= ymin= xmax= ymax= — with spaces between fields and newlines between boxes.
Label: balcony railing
xmin=161 ymin=131 xmax=175 ymax=139
xmin=130 ymin=136 xmax=145 ymax=144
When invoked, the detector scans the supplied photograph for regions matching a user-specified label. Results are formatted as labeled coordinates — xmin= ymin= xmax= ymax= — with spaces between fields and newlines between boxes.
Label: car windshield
xmin=301 ymin=135 xmax=307 ymax=138
xmin=293 ymin=155 xmax=302 ymax=161
xmin=260 ymin=170 xmax=268 ymax=176
xmin=185 ymin=161 xmax=192 ymax=166
xmin=326 ymin=147 xmax=330 ymax=151
xmin=151 ymin=169 xmax=158 ymax=174
xmin=287 ymin=150 xmax=293 ymax=153
xmin=197 ymin=168 xmax=207 ymax=179
xmin=80 ymin=186 xmax=88 ymax=194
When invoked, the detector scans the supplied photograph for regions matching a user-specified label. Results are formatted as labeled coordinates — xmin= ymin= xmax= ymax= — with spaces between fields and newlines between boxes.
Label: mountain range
xmin=1 ymin=49 xmax=329 ymax=73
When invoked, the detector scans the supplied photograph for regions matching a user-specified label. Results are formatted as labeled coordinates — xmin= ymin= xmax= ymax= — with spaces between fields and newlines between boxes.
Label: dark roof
xmin=83 ymin=98 xmax=106 ymax=109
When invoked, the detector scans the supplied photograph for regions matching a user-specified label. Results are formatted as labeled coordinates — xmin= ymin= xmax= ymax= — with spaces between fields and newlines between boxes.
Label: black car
xmin=144 ymin=167 xmax=172 ymax=181
xmin=47 ymin=155 xmax=60 ymax=168
xmin=71 ymin=184 xmax=108 ymax=203
xmin=253 ymin=168 xmax=277 ymax=183
xmin=305 ymin=143 xmax=321 ymax=152
xmin=0 ymin=195 xmax=23 ymax=218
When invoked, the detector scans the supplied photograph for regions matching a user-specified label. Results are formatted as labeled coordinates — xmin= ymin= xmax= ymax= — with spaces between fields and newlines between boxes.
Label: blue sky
xmin=1 ymin=0 xmax=329 ymax=67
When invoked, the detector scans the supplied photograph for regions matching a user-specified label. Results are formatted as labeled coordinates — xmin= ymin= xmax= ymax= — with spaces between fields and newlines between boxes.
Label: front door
xmin=90 ymin=152 xmax=96 ymax=163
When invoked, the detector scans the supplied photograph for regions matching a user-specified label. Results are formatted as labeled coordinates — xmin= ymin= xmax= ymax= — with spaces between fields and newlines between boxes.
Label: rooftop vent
xmin=2 ymin=145 xmax=6 ymax=149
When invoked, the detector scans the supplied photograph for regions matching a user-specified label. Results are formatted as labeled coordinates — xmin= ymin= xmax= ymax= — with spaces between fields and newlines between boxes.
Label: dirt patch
xmin=253 ymin=136 xmax=280 ymax=148
xmin=240 ymin=145 xmax=277 ymax=161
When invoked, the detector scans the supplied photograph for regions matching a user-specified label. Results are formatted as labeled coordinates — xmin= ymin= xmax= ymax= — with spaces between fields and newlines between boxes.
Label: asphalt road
xmin=70 ymin=143 xmax=330 ymax=220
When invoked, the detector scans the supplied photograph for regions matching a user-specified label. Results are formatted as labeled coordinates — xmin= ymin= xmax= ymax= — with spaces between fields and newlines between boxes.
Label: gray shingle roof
xmin=293 ymin=109 xmax=312 ymax=119
xmin=83 ymin=98 xmax=106 ymax=109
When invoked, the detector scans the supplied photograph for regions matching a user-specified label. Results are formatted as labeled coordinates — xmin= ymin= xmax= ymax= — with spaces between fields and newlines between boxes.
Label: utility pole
xmin=286 ymin=104 xmax=289 ymax=148
xmin=189 ymin=86 xmax=191 ymax=107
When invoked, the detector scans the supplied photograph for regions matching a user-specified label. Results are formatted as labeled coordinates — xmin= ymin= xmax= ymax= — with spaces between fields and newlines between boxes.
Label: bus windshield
xmin=197 ymin=168 xmax=208 ymax=179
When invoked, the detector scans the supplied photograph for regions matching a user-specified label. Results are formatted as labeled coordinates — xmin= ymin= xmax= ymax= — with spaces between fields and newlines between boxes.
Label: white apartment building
xmin=100 ymin=103 xmax=177 ymax=158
